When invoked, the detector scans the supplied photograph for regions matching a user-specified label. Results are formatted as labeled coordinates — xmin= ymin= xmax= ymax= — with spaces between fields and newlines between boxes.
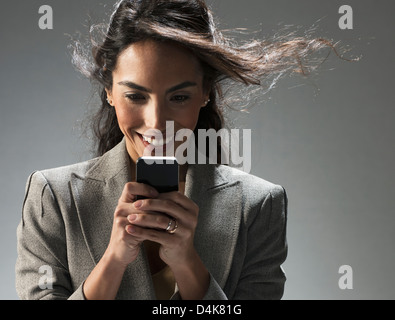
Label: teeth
xmin=142 ymin=135 xmax=173 ymax=146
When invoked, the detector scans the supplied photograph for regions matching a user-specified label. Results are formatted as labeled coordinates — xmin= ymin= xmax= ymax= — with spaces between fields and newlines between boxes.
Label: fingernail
xmin=134 ymin=200 xmax=142 ymax=208
xmin=127 ymin=225 xmax=135 ymax=234
xmin=150 ymin=189 xmax=158 ymax=197
xmin=128 ymin=214 xmax=137 ymax=222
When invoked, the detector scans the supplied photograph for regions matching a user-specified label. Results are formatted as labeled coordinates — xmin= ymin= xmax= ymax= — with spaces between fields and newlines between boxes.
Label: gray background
xmin=0 ymin=0 xmax=394 ymax=300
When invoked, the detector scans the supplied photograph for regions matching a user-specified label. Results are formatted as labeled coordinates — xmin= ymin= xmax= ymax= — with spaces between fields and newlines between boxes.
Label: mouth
xmin=136 ymin=132 xmax=174 ymax=148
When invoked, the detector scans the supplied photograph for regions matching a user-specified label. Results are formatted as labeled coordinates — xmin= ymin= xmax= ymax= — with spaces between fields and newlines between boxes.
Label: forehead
xmin=113 ymin=39 xmax=203 ymax=84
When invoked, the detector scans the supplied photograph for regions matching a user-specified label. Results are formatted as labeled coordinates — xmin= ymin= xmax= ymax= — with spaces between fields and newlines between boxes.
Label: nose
xmin=143 ymin=98 xmax=168 ymax=134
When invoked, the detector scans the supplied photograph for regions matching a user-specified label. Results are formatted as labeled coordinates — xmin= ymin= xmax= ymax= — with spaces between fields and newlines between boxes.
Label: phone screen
xmin=136 ymin=156 xmax=179 ymax=199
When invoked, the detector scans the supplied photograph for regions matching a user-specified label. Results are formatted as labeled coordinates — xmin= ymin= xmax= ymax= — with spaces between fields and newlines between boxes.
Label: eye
xmin=125 ymin=93 xmax=146 ymax=103
xmin=171 ymin=95 xmax=190 ymax=103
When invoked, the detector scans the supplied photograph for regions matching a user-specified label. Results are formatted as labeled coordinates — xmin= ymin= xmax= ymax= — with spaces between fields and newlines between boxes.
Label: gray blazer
xmin=15 ymin=139 xmax=288 ymax=300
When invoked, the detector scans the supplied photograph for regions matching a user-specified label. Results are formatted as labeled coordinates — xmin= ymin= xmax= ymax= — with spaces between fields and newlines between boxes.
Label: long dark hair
xmin=70 ymin=0 xmax=347 ymax=157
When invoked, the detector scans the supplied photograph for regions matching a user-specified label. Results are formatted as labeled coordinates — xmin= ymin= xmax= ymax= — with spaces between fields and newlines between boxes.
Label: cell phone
xmin=136 ymin=156 xmax=179 ymax=200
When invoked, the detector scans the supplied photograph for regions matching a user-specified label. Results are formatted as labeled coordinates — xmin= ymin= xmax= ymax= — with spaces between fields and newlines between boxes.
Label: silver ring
xmin=165 ymin=219 xmax=178 ymax=234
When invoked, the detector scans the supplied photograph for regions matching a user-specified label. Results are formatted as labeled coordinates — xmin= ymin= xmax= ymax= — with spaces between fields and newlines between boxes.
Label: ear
xmin=105 ymin=88 xmax=114 ymax=106
xmin=201 ymin=78 xmax=212 ymax=107
xmin=201 ymin=92 xmax=211 ymax=108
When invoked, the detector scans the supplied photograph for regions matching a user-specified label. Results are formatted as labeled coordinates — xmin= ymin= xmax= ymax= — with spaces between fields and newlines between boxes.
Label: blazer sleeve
xmin=233 ymin=184 xmax=288 ymax=300
xmin=171 ymin=184 xmax=288 ymax=301
xmin=15 ymin=171 xmax=85 ymax=300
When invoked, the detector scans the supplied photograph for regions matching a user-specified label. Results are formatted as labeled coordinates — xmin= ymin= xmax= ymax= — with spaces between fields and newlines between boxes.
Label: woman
xmin=16 ymin=0 xmax=334 ymax=300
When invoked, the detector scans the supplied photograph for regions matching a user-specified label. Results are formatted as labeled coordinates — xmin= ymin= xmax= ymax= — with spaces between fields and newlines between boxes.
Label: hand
xmin=83 ymin=182 xmax=160 ymax=300
xmin=126 ymin=191 xmax=200 ymax=269
xmin=127 ymin=191 xmax=210 ymax=300
xmin=105 ymin=182 xmax=159 ymax=268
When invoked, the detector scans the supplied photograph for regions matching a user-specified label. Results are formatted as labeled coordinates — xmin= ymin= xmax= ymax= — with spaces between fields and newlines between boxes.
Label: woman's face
xmin=106 ymin=39 xmax=209 ymax=163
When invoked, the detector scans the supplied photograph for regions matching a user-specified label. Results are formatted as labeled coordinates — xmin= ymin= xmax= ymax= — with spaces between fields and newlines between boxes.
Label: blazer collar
xmin=82 ymin=137 xmax=132 ymax=184
xmin=185 ymin=163 xmax=242 ymax=288
xmin=70 ymin=139 xmax=155 ymax=299
xmin=70 ymin=138 xmax=242 ymax=297
xmin=81 ymin=138 xmax=229 ymax=191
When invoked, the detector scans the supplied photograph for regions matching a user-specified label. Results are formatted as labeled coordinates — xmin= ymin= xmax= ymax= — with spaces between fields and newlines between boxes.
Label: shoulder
xmin=21 ymin=157 xmax=102 ymax=229
xmin=216 ymin=164 xmax=286 ymax=199
xmin=41 ymin=157 xmax=100 ymax=183
xmin=24 ymin=138 xmax=128 ymax=201
xmin=216 ymin=165 xmax=288 ymax=240
xmin=24 ymin=157 xmax=100 ymax=200
xmin=214 ymin=164 xmax=287 ymax=224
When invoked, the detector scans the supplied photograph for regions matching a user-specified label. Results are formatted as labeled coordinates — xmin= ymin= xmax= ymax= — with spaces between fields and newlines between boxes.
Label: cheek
xmin=176 ymin=107 xmax=202 ymax=130
xmin=114 ymin=104 xmax=139 ymax=130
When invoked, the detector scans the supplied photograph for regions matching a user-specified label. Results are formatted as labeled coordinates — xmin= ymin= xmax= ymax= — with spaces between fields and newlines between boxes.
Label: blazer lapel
xmin=70 ymin=139 xmax=155 ymax=299
xmin=184 ymin=163 xmax=242 ymax=288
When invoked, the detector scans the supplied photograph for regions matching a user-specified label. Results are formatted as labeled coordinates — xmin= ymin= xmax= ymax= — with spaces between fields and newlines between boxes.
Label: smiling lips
xmin=138 ymin=133 xmax=174 ymax=147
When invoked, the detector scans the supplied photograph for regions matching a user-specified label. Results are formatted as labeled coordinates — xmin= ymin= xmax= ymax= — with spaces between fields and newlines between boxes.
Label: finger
xmin=126 ymin=224 xmax=177 ymax=246
xmin=114 ymin=202 xmax=139 ymax=218
xmin=119 ymin=182 xmax=159 ymax=203
xmin=132 ymin=196 xmax=197 ymax=223
xmin=113 ymin=215 xmax=143 ymax=248
xmin=157 ymin=191 xmax=199 ymax=212
xmin=124 ymin=225 xmax=144 ymax=248
xmin=127 ymin=212 xmax=172 ymax=231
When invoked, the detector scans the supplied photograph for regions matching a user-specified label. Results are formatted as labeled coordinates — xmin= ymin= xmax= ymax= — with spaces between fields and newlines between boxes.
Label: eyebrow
xmin=117 ymin=81 xmax=197 ymax=94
